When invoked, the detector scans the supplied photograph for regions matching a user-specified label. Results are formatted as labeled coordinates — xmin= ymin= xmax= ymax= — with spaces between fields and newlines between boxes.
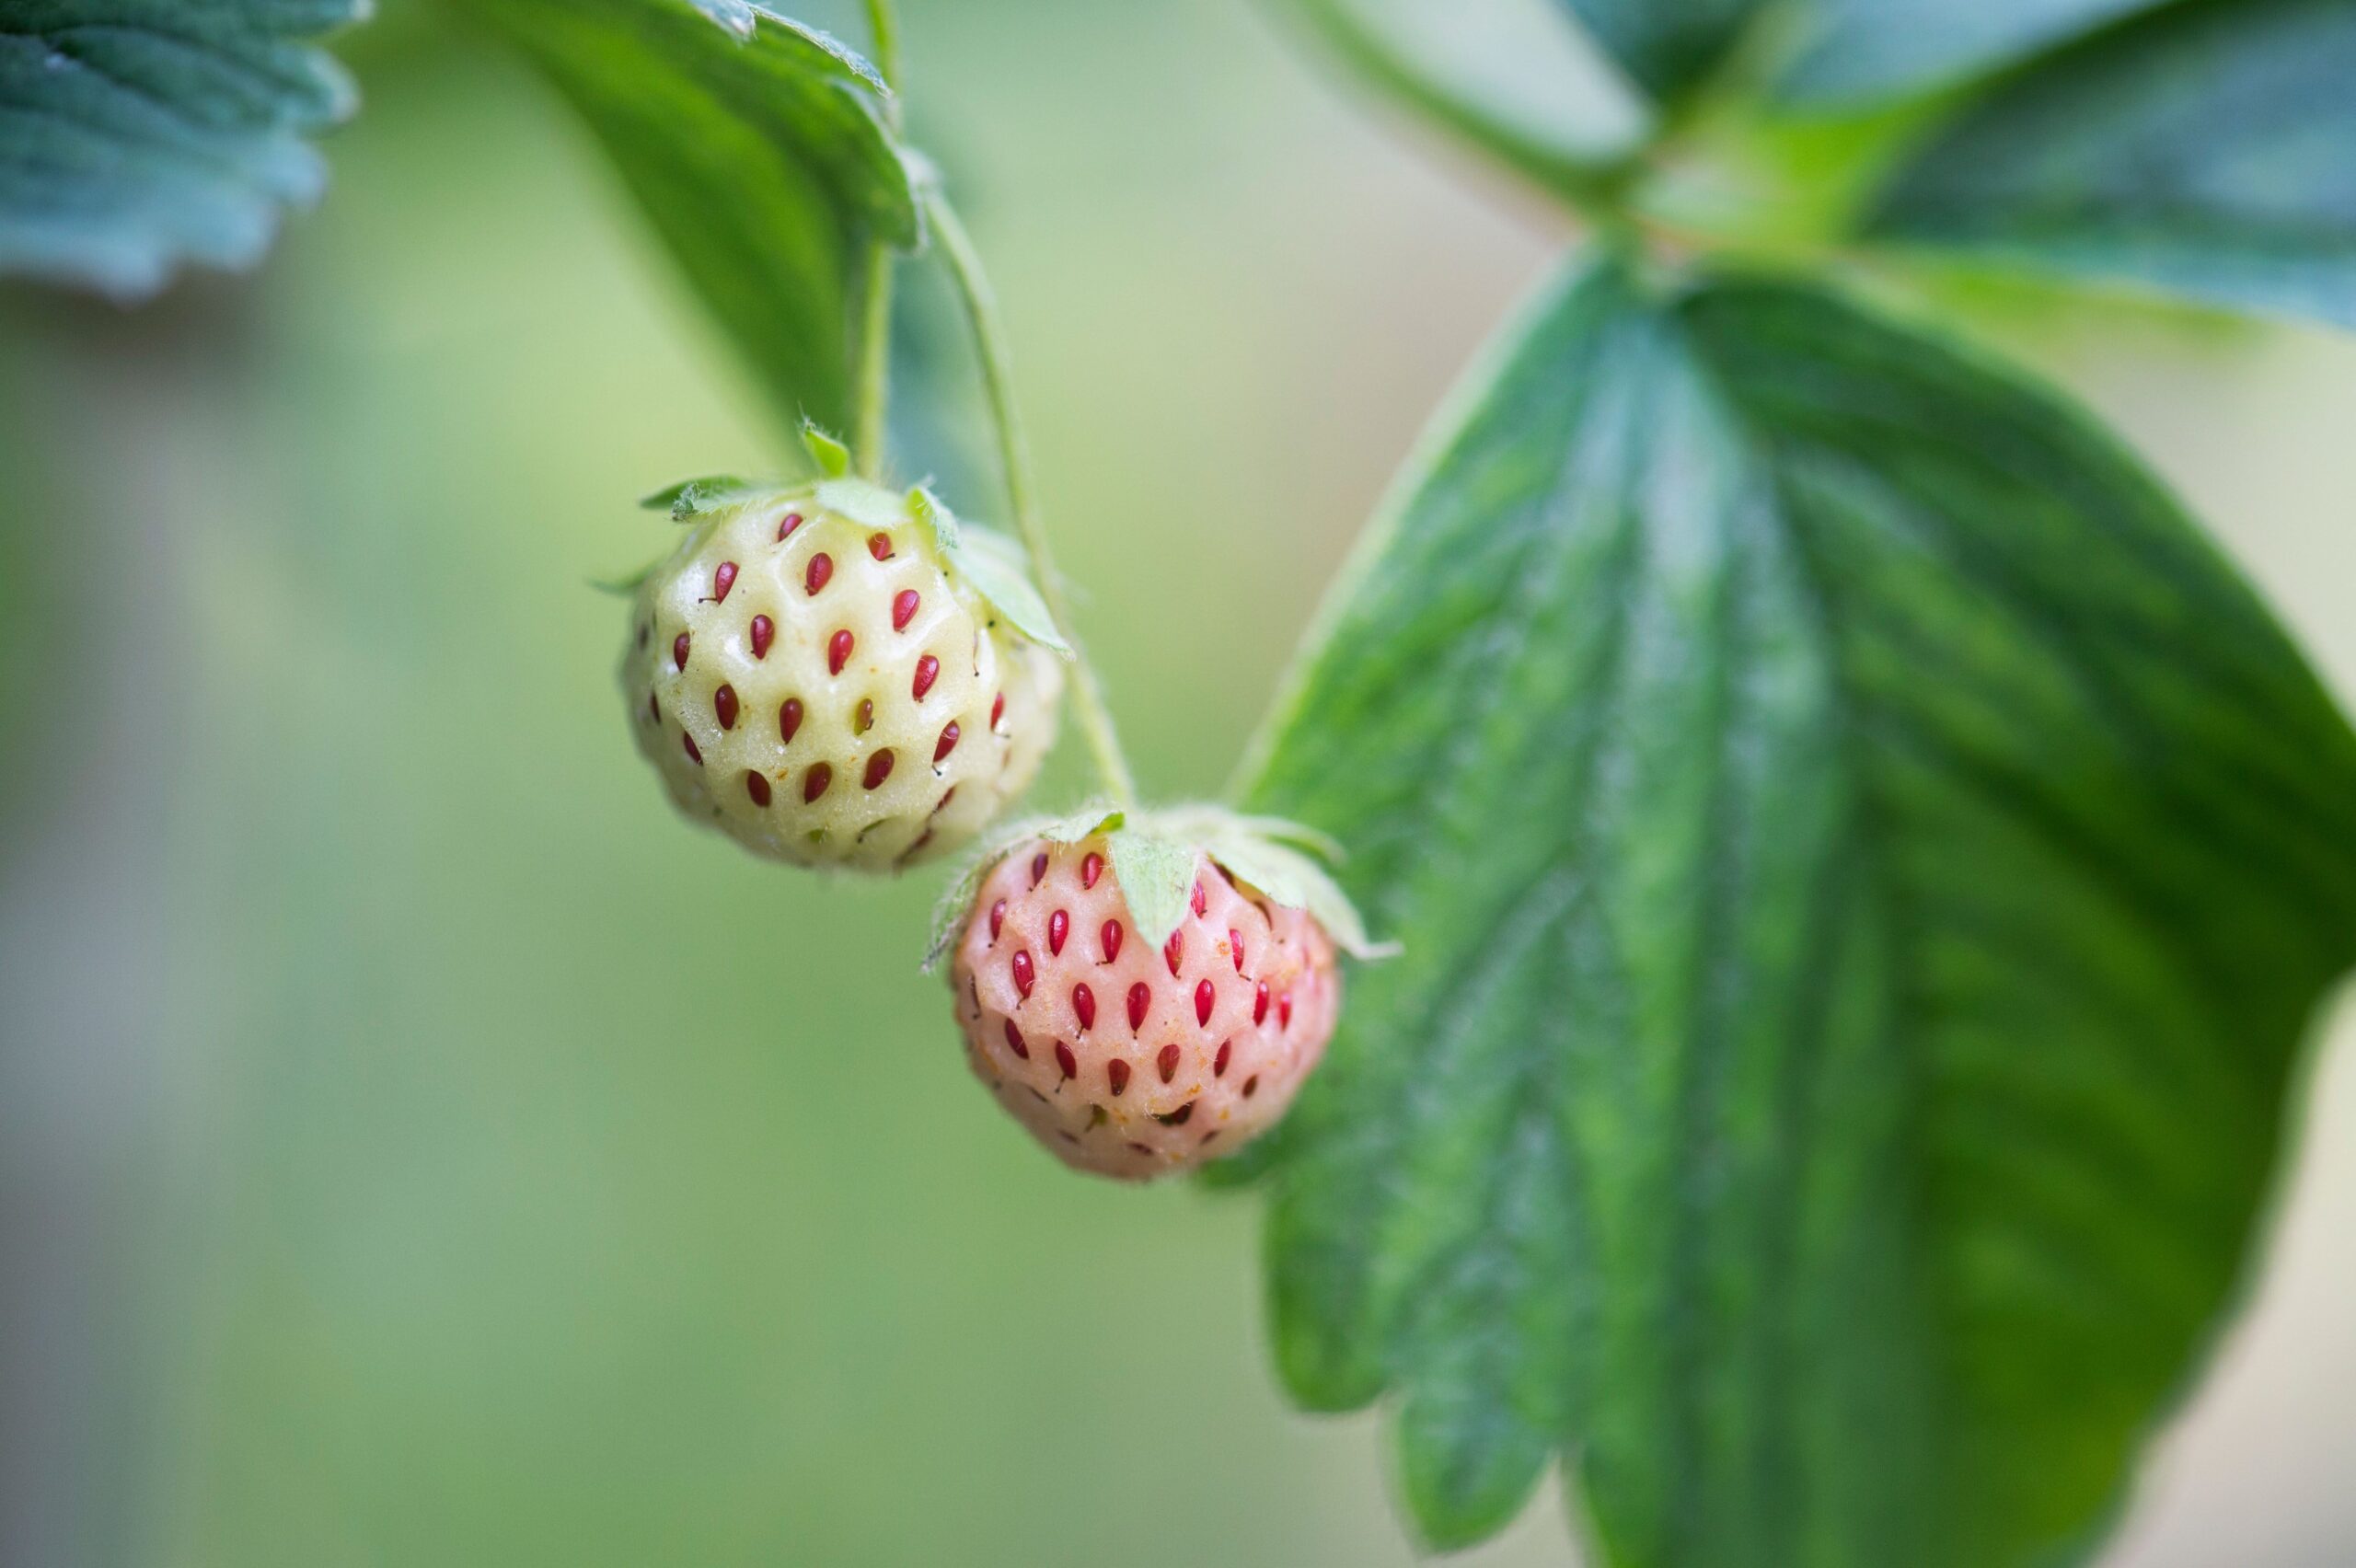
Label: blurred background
xmin=2 ymin=1 xmax=2351 ymax=1563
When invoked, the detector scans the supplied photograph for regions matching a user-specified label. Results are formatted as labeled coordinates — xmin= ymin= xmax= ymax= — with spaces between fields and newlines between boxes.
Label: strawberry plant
xmin=9 ymin=0 xmax=2356 ymax=1562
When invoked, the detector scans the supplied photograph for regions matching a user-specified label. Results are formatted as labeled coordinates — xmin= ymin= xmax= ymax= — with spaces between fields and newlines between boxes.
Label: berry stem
xmin=1274 ymin=0 xmax=1637 ymax=219
xmin=927 ymin=191 xmax=1140 ymax=811
xmin=851 ymin=0 xmax=906 ymax=481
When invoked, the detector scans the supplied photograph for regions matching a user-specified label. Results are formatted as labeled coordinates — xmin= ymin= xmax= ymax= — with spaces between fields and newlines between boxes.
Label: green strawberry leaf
xmin=1863 ymin=0 xmax=2356 ymax=330
xmin=1237 ymin=255 xmax=2356 ymax=1559
xmin=1780 ymin=0 xmax=2167 ymax=105
xmin=1548 ymin=0 xmax=1764 ymax=106
xmin=467 ymin=0 xmax=920 ymax=439
xmin=0 ymin=0 xmax=370 ymax=299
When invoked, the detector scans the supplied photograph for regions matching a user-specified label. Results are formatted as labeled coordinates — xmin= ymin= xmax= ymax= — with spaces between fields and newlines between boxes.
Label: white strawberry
xmin=619 ymin=473 xmax=1065 ymax=872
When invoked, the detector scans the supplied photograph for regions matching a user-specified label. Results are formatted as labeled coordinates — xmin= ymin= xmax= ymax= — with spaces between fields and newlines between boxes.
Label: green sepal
xmin=920 ymin=802 xmax=1390 ymax=972
xmin=640 ymin=475 xmax=766 ymax=516
xmin=923 ymin=804 xmax=1126 ymax=970
xmin=1103 ymin=825 xmax=1202 ymax=952
xmin=814 ymin=476 xmax=909 ymax=530
xmin=1158 ymin=806 xmax=1395 ymax=961
xmin=910 ymin=488 xmax=1071 ymax=654
xmin=589 ymin=556 xmax=668 ymax=597
xmin=801 ymin=421 xmax=853 ymax=478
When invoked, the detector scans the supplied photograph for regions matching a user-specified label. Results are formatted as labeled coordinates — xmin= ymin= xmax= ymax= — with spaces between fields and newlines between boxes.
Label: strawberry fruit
xmin=620 ymin=477 xmax=1064 ymax=871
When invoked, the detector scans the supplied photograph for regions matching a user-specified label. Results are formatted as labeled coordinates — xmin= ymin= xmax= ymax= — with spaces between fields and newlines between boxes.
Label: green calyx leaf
xmin=923 ymin=804 xmax=1125 ymax=970
xmin=909 ymin=489 xmax=1071 ymax=654
xmin=641 ymin=475 xmax=770 ymax=518
xmin=589 ymin=557 xmax=667 ymax=596
xmin=812 ymin=476 xmax=908 ymax=530
xmin=1155 ymin=807 xmax=1394 ymax=961
xmin=919 ymin=803 xmax=1387 ymax=970
xmin=0 ymin=0 xmax=371 ymax=300
xmin=801 ymin=421 xmax=853 ymax=478
xmin=1237 ymin=253 xmax=2356 ymax=1559
xmin=1103 ymin=826 xmax=1202 ymax=953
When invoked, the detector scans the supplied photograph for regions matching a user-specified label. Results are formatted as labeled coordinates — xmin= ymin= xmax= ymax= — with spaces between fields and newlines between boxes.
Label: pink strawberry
xmin=621 ymin=484 xmax=1063 ymax=871
xmin=947 ymin=830 xmax=1342 ymax=1180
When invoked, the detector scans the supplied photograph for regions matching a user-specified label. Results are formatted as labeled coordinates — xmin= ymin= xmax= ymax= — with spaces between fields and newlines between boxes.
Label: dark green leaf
xmin=1781 ymin=0 xmax=2165 ymax=105
xmin=1865 ymin=0 xmax=2356 ymax=329
xmin=1239 ymin=255 xmax=2356 ymax=1561
xmin=467 ymin=0 xmax=919 ymax=437
xmin=1550 ymin=0 xmax=1761 ymax=105
xmin=0 ymin=0 xmax=367 ymax=299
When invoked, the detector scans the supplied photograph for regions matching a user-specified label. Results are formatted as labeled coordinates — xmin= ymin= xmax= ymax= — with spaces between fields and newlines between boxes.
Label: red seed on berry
xmin=805 ymin=553 xmax=833 ymax=594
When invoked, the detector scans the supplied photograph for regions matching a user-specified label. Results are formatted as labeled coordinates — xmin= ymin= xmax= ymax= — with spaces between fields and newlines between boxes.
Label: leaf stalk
xmin=926 ymin=190 xmax=1141 ymax=811
xmin=851 ymin=0 xmax=906 ymax=480
xmin=1276 ymin=0 xmax=1638 ymax=220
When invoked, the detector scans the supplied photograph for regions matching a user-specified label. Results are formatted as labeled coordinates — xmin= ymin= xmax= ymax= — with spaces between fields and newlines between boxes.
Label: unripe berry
xmin=622 ymin=488 xmax=1062 ymax=871
xmin=949 ymin=832 xmax=1342 ymax=1180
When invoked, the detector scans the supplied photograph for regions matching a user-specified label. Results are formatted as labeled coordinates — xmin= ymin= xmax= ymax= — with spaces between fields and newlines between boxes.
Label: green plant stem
xmin=851 ymin=0 xmax=904 ymax=481
xmin=927 ymin=191 xmax=1140 ymax=812
xmin=864 ymin=0 xmax=903 ymax=97
xmin=852 ymin=246 xmax=895 ymax=480
xmin=1278 ymin=0 xmax=1634 ymax=218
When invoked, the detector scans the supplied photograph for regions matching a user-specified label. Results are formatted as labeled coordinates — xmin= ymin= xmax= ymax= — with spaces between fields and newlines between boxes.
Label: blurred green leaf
xmin=1548 ymin=0 xmax=1760 ymax=105
xmin=1236 ymin=255 xmax=2356 ymax=1559
xmin=0 ymin=0 xmax=368 ymax=299
xmin=1780 ymin=0 xmax=2164 ymax=105
xmin=1864 ymin=0 xmax=2356 ymax=329
xmin=467 ymin=0 xmax=919 ymax=438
